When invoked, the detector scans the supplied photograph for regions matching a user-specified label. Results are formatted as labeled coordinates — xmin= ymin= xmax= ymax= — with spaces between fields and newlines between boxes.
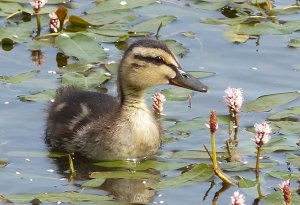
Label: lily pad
xmin=190 ymin=0 xmax=228 ymax=10
xmin=18 ymin=89 xmax=56 ymax=102
xmin=56 ymin=62 xmax=93 ymax=74
xmin=94 ymin=160 xmax=189 ymax=171
xmin=90 ymin=171 xmax=159 ymax=179
xmin=188 ymin=71 xmax=216 ymax=78
xmin=161 ymin=87 xmax=193 ymax=101
xmin=270 ymin=121 xmax=300 ymax=135
xmin=267 ymin=171 xmax=299 ymax=180
xmin=62 ymin=70 xmax=111 ymax=89
xmin=264 ymin=190 xmax=300 ymax=205
xmin=164 ymin=39 xmax=188 ymax=57
xmin=130 ymin=15 xmax=176 ymax=33
xmin=89 ymin=0 xmax=156 ymax=13
xmin=82 ymin=178 xmax=106 ymax=188
xmin=151 ymin=163 xmax=213 ymax=189
xmin=180 ymin=31 xmax=196 ymax=39
xmin=268 ymin=107 xmax=300 ymax=120
xmin=54 ymin=33 xmax=106 ymax=63
xmin=3 ymin=191 xmax=111 ymax=204
xmin=238 ymin=177 xmax=256 ymax=188
xmin=0 ymin=2 xmax=23 ymax=14
xmin=288 ymin=38 xmax=300 ymax=48
xmin=242 ymin=92 xmax=300 ymax=112
xmin=164 ymin=150 xmax=225 ymax=159
xmin=286 ymin=153 xmax=300 ymax=168
xmin=1 ymin=70 xmax=39 ymax=84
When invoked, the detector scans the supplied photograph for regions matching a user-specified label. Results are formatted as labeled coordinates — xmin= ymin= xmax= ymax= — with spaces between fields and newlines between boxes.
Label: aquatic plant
xmin=152 ymin=92 xmax=166 ymax=114
xmin=279 ymin=180 xmax=292 ymax=205
xmin=251 ymin=121 xmax=272 ymax=179
xmin=230 ymin=191 xmax=246 ymax=205
xmin=49 ymin=11 xmax=60 ymax=33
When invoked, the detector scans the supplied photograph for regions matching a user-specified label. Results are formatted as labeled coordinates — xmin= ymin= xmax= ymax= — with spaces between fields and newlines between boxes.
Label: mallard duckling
xmin=45 ymin=39 xmax=208 ymax=161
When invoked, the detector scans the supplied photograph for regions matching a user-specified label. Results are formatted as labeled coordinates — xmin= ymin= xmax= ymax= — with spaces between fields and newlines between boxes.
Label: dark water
xmin=0 ymin=0 xmax=299 ymax=204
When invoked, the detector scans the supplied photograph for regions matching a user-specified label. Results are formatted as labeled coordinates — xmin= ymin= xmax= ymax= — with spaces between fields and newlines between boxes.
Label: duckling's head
xmin=119 ymin=39 xmax=208 ymax=92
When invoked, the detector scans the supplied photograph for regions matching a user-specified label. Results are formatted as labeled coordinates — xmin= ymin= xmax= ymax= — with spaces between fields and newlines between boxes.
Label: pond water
xmin=0 ymin=0 xmax=299 ymax=205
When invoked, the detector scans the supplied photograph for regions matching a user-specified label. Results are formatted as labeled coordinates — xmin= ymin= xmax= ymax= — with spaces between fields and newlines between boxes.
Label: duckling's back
xmin=45 ymin=86 xmax=119 ymax=152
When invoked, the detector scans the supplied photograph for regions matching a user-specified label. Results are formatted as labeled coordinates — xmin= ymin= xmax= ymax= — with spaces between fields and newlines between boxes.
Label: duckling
xmin=45 ymin=39 xmax=208 ymax=161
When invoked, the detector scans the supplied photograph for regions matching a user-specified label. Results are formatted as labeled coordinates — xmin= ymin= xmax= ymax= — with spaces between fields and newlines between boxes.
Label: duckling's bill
xmin=169 ymin=69 xmax=208 ymax=92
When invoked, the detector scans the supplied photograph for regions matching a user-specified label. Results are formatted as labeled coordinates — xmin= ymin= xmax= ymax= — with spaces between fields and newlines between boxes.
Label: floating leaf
xmin=90 ymin=171 xmax=159 ymax=179
xmin=94 ymin=160 xmax=189 ymax=171
xmin=164 ymin=150 xmax=212 ymax=159
xmin=267 ymin=171 xmax=299 ymax=180
xmin=1 ymin=70 xmax=39 ymax=84
xmin=220 ymin=162 xmax=278 ymax=172
xmin=264 ymin=190 xmax=300 ymax=205
xmin=286 ymin=153 xmax=300 ymax=168
xmin=151 ymin=163 xmax=213 ymax=189
xmin=82 ymin=178 xmax=106 ymax=188
xmin=55 ymin=33 xmax=106 ymax=63
xmin=188 ymin=71 xmax=216 ymax=78
xmin=164 ymin=39 xmax=188 ymax=57
xmin=161 ymin=87 xmax=193 ymax=101
xmin=270 ymin=121 xmax=300 ymax=135
xmin=268 ymin=107 xmax=300 ymax=120
xmin=224 ymin=30 xmax=249 ymax=43
xmin=190 ymin=0 xmax=228 ymax=10
xmin=89 ymin=0 xmax=156 ymax=13
xmin=83 ymin=10 xmax=137 ymax=26
xmin=3 ymin=191 xmax=110 ymax=204
xmin=0 ymin=2 xmax=23 ymax=14
xmin=18 ymin=89 xmax=56 ymax=102
xmin=238 ymin=177 xmax=256 ymax=188
xmin=88 ymin=28 xmax=128 ymax=37
xmin=68 ymin=15 xmax=92 ymax=27
xmin=180 ymin=31 xmax=196 ymax=39
xmin=242 ymin=92 xmax=300 ymax=112
xmin=62 ymin=70 xmax=110 ymax=89
xmin=105 ymin=63 xmax=119 ymax=75
xmin=289 ymin=38 xmax=300 ymax=48
xmin=56 ymin=62 xmax=93 ymax=74
xmin=130 ymin=16 xmax=176 ymax=33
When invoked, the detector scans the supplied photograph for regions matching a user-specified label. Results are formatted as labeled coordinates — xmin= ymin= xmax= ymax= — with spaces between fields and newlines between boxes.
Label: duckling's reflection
xmin=50 ymin=154 xmax=159 ymax=204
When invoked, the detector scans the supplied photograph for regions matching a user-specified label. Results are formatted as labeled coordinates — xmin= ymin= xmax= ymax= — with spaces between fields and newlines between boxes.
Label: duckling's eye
xmin=154 ymin=56 xmax=164 ymax=64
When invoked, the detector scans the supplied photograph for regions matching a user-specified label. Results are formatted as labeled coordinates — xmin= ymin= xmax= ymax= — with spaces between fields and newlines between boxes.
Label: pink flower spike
xmin=30 ymin=0 xmax=47 ymax=12
xmin=49 ymin=11 xmax=60 ymax=33
xmin=152 ymin=92 xmax=166 ymax=114
xmin=251 ymin=121 xmax=272 ymax=146
xmin=224 ymin=87 xmax=243 ymax=113
xmin=230 ymin=191 xmax=246 ymax=205
xmin=279 ymin=180 xmax=291 ymax=205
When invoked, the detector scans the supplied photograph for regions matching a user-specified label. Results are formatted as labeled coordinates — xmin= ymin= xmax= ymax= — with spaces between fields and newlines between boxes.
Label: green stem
xmin=211 ymin=132 xmax=218 ymax=170
xmin=256 ymin=146 xmax=261 ymax=180
xmin=233 ymin=112 xmax=239 ymax=141
xmin=68 ymin=154 xmax=76 ymax=176
xmin=36 ymin=13 xmax=41 ymax=36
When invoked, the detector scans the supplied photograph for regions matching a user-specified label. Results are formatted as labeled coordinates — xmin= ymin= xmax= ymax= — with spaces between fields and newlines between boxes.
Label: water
xmin=0 ymin=0 xmax=299 ymax=204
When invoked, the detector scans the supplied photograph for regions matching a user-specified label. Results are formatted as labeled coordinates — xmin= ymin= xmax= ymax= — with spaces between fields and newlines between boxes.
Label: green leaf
xmin=68 ymin=15 xmax=92 ymax=27
xmin=62 ymin=70 xmax=111 ymax=89
xmin=1 ymin=70 xmax=39 ymax=84
xmin=3 ymin=191 xmax=111 ymax=204
xmin=270 ymin=121 xmax=300 ymax=135
xmin=82 ymin=178 xmax=106 ymax=188
xmin=130 ymin=15 xmax=176 ymax=33
xmin=18 ymin=89 xmax=56 ymax=102
xmin=94 ymin=160 xmax=189 ymax=171
xmin=267 ymin=171 xmax=299 ymax=180
xmin=286 ymin=153 xmax=300 ymax=168
xmin=90 ymin=171 xmax=159 ymax=179
xmin=105 ymin=63 xmax=119 ymax=75
xmin=238 ymin=177 xmax=256 ymax=188
xmin=191 ymin=0 xmax=228 ymax=10
xmin=88 ymin=28 xmax=128 ymax=37
xmin=54 ymin=33 xmax=106 ymax=63
xmin=164 ymin=150 xmax=212 ymax=159
xmin=151 ymin=163 xmax=213 ymax=189
xmin=264 ymin=190 xmax=300 ymax=205
xmin=0 ymin=2 xmax=23 ymax=14
xmin=161 ymin=87 xmax=193 ymax=101
xmin=56 ymin=62 xmax=93 ymax=74
xmin=89 ymin=0 xmax=156 ymax=13
xmin=268 ymin=107 xmax=300 ymax=120
xmin=262 ymin=144 xmax=299 ymax=154
xmin=242 ymin=92 xmax=300 ymax=112
xmin=289 ymin=38 xmax=300 ymax=48
xmin=188 ymin=71 xmax=216 ymax=79
xmin=180 ymin=31 xmax=196 ymax=39
xmin=224 ymin=30 xmax=249 ymax=43
xmin=164 ymin=39 xmax=188 ymax=57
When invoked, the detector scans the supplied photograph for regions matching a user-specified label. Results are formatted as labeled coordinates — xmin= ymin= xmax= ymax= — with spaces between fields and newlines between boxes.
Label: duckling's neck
xmin=120 ymin=87 xmax=147 ymax=110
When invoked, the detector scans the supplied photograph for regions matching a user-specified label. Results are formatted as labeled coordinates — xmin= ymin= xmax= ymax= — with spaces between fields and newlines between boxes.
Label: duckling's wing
xmin=45 ymin=86 xmax=119 ymax=150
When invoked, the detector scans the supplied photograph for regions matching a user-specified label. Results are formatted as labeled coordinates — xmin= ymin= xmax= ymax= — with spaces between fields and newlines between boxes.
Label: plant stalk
xmin=255 ymin=145 xmax=262 ymax=180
